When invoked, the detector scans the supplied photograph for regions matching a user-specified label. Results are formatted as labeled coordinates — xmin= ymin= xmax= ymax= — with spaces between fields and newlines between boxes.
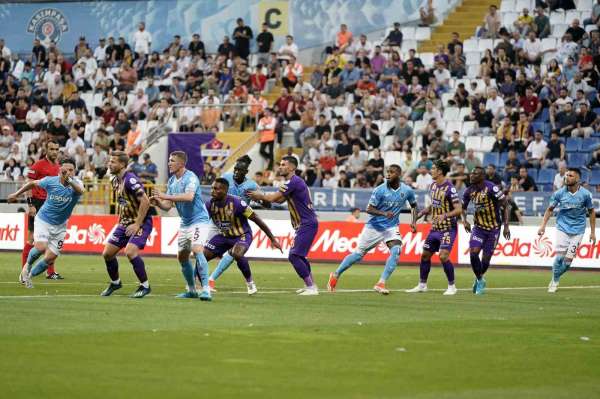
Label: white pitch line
xmin=0 ymin=285 xmax=599 ymax=299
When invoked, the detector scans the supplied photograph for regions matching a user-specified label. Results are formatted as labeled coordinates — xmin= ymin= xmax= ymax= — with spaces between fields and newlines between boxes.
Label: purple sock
xmin=481 ymin=255 xmax=491 ymax=275
xmin=130 ymin=256 xmax=148 ymax=283
xmin=419 ymin=258 xmax=431 ymax=283
xmin=300 ymin=256 xmax=312 ymax=273
xmin=289 ymin=254 xmax=312 ymax=285
xmin=441 ymin=260 xmax=455 ymax=284
xmin=470 ymin=252 xmax=482 ymax=279
xmin=236 ymin=257 xmax=253 ymax=283
xmin=105 ymin=257 xmax=119 ymax=281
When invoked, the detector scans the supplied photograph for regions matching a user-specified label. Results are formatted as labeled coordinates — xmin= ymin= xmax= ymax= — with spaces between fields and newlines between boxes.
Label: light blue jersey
xmin=550 ymin=186 xmax=594 ymax=235
xmin=37 ymin=176 xmax=81 ymax=225
xmin=222 ymin=172 xmax=259 ymax=203
xmin=366 ymin=181 xmax=417 ymax=231
xmin=167 ymin=169 xmax=209 ymax=227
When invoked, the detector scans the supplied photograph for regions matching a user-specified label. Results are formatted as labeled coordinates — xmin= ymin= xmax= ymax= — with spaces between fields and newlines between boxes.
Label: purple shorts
xmin=290 ymin=223 xmax=318 ymax=257
xmin=107 ymin=220 xmax=153 ymax=249
xmin=205 ymin=231 xmax=252 ymax=258
xmin=423 ymin=228 xmax=457 ymax=253
xmin=469 ymin=226 xmax=500 ymax=257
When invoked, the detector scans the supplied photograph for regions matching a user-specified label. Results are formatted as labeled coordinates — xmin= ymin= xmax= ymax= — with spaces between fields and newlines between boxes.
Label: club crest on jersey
xmin=27 ymin=8 xmax=69 ymax=45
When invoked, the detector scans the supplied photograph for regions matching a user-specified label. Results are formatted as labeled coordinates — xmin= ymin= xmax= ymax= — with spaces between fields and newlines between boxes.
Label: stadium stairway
xmin=419 ymin=0 xmax=499 ymax=53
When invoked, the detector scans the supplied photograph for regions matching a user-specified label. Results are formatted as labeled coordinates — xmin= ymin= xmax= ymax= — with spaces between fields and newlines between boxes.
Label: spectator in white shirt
xmin=65 ymin=129 xmax=85 ymax=156
xmin=26 ymin=103 xmax=46 ymax=131
xmin=432 ymin=61 xmax=451 ymax=92
xmin=128 ymin=88 xmax=149 ymax=120
xmin=352 ymin=34 xmax=373 ymax=58
xmin=523 ymin=30 xmax=543 ymax=63
xmin=293 ymin=76 xmax=314 ymax=94
xmin=416 ymin=167 xmax=433 ymax=190
xmin=347 ymin=144 xmax=367 ymax=176
xmin=94 ymin=38 xmax=107 ymax=63
xmin=525 ymin=131 xmax=547 ymax=168
xmin=322 ymin=171 xmax=338 ymax=189
xmin=421 ymin=101 xmax=442 ymax=126
xmin=278 ymin=35 xmax=299 ymax=62
xmin=133 ymin=22 xmax=152 ymax=57
xmin=553 ymin=162 xmax=567 ymax=190
xmin=485 ymin=88 xmax=505 ymax=118
xmin=0 ymin=38 xmax=11 ymax=59
xmin=555 ymin=33 xmax=578 ymax=64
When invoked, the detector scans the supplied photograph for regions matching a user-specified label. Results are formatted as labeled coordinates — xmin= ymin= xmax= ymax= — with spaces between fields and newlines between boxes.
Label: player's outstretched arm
xmin=7 ymin=181 xmax=40 ymax=202
xmin=538 ymin=205 xmax=555 ymax=236
xmin=500 ymin=197 xmax=511 ymax=240
xmin=416 ymin=205 xmax=431 ymax=221
xmin=248 ymin=190 xmax=286 ymax=204
xmin=410 ymin=203 xmax=418 ymax=233
xmin=589 ymin=209 xmax=596 ymax=244
xmin=249 ymin=213 xmax=282 ymax=252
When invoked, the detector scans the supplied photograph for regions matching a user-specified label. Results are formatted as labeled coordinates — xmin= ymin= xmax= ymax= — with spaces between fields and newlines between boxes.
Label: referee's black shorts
xmin=27 ymin=198 xmax=46 ymax=232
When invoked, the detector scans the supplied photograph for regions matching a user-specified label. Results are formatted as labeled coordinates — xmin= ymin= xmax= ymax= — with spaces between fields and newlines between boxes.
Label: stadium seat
xmin=420 ymin=53 xmax=434 ymax=68
xmin=590 ymin=170 xmax=600 ymax=185
xmin=401 ymin=27 xmax=416 ymax=40
xmin=478 ymin=39 xmax=493 ymax=52
xmin=383 ymin=135 xmax=395 ymax=149
xmin=443 ymin=107 xmax=460 ymax=121
xmin=415 ymin=27 xmax=431 ymax=41
xmin=515 ymin=0 xmax=531 ymax=11
xmin=446 ymin=121 xmax=462 ymax=136
xmin=552 ymin=24 xmax=568 ymax=38
xmin=441 ymin=92 xmax=455 ymax=107
xmin=465 ymin=136 xmax=481 ymax=150
xmin=384 ymin=151 xmax=402 ymax=165
xmin=577 ymin=0 xmax=593 ymax=10
xmin=537 ymin=168 xmax=556 ymax=184
xmin=401 ymin=40 xmax=417 ymax=52
xmin=581 ymin=169 xmax=591 ymax=184
xmin=50 ymin=105 xmax=64 ymax=120
xmin=481 ymin=136 xmax=496 ymax=152
xmin=413 ymin=120 xmax=427 ymax=133
xmin=567 ymin=153 xmax=589 ymax=168
xmin=458 ymin=107 xmax=471 ymax=120
xmin=549 ymin=13 xmax=565 ymax=25
xmin=483 ymin=152 xmax=500 ymax=167
xmin=502 ymin=13 xmax=519 ymax=28
xmin=527 ymin=168 xmax=538 ymax=180
xmin=540 ymin=184 xmax=554 ymax=192
xmin=466 ymin=52 xmax=480 ymax=66
xmin=566 ymin=137 xmax=582 ymax=152
xmin=565 ymin=10 xmax=581 ymax=22
xmin=534 ymin=108 xmax=550 ymax=123
xmin=463 ymin=39 xmax=478 ymax=52
xmin=541 ymin=38 xmax=556 ymax=52
xmin=517 ymin=152 xmax=526 ymax=164
xmin=467 ymin=65 xmax=479 ymax=78
xmin=500 ymin=0 xmax=515 ymax=12
xmin=499 ymin=152 xmax=509 ymax=165
xmin=581 ymin=138 xmax=600 ymax=152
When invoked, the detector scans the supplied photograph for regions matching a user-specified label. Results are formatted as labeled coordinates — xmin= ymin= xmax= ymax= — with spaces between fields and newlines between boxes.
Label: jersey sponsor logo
xmin=48 ymin=193 xmax=72 ymax=203
xmin=27 ymin=8 xmax=69 ymax=45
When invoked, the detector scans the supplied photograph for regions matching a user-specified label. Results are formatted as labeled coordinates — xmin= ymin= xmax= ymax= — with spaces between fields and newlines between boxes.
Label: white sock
xmin=112 ymin=279 xmax=121 ymax=285
xmin=141 ymin=280 xmax=149 ymax=288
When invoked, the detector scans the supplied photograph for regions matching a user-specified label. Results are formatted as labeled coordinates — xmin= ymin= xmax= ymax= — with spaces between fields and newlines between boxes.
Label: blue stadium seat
xmin=581 ymin=138 xmax=600 ymax=152
xmin=567 ymin=153 xmax=588 ymax=168
xmin=540 ymin=184 xmax=554 ymax=192
xmin=590 ymin=170 xmax=600 ymax=185
xmin=499 ymin=152 xmax=509 ymax=165
xmin=537 ymin=168 xmax=556 ymax=184
xmin=534 ymin=108 xmax=550 ymax=123
xmin=483 ymin=152 xmax=499 ymax=167
xmin=527 ymin=168 xmax=538 ymax=180
xmin=581 ymin=169 xmax=590 ymax=184
xmin=566 ymin=137 xmax=582 ymax=152
xmin=593 ymin=107 xmax=600 ymax=115
xmin=517 ymin=153 xmax=526 ymax=164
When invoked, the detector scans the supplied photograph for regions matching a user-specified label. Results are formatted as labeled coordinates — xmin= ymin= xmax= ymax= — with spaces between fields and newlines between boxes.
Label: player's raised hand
xmin=503 ymin=225 xmax=511 ymax=240
xmin=590 ymin=232 xmax=596 ymax=245
xmin=537 ymin=226 xmax=545 ymax=236
xmin=270 ymin=237 xmax=283 ymax=253
xmin=247 ymin=190 xmax=262 ymax=201
xmin=463 ymin=220 xmax=471 ymax=233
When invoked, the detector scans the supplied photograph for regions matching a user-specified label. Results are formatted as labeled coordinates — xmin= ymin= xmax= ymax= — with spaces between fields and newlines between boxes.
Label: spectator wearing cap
xmin=233 ymin=18 xmax=253 ymax=60
xmin=382 ymin=22 xmax=403 ymax=52
xmin=139 ymin=153 xmax=158 ymax=183
xmin=133 ymin=21 xmax=152 ymax=59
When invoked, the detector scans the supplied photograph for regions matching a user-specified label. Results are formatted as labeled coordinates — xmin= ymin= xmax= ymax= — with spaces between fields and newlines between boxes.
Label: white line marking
xmin=0 ymin=285 xmax=599 ymax=299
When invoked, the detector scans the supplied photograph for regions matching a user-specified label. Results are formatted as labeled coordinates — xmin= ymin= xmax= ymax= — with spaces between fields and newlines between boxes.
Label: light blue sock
xmin=335 ymin=252 xmax=363 ymax=277
xmin=195 ymin=252 xmax=209 ymax=288
xmin=552 ymin=256 xmax=565 ymax=282
xmin=30 ymin=259 xmax=49 ymax=277
xmin=180 ymin=259 xmax=196 ymax=292
xmin=380 ymin=245 xmax=401 ymax=281
xmin=26 ymin=247 xmax=43 ymax=269
xmin=210 ymin=252 xmax=234 ymax=281
xmin=560 ymin=259 xmax=572 ymax=279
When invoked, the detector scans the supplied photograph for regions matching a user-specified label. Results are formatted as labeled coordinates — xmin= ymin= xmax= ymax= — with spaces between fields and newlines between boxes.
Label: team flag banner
xmin=167 ymin=133 xmax=215 ymax=179
xmin=1 ymin=213 xmax=599 ymax=268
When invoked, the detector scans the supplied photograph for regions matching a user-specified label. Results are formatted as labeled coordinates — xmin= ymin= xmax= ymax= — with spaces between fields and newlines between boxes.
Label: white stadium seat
xmin=466 ymin=52 xmax=480 ymax=65
xmin=401 ymin=27 xmax=416 ymax=40
xmin=463 ymin=39 xmax=478 ymax=52
xmin=384 ymin=151 xmax=402 ymax=165
xmin=443 ymin=107 xmax=460 ymax=121
xmin=462 ymin=121 xmax=477 ymax=136
xmin=420 ymin=52 xmax=434 ymax=68
xmin=541 ymin=38 xmax=556 ymax=52
xmin=500 ymin=0 xmax=515 ymax=12
xmin=552 ymin=24 xmax=568 ymax=38
xmin=415 ymin=27 xmax=431 ymax=41
xmin=478 ymin=39 xmax=493 ymax=52
xmin=481 ymin=136 xmax=497 ymax=152
xmin=549 ymin=12 xmax=565 ymax=25
xmin=465 ymin=136 xmax=481 ymax=150
xmin=401 ymin=40 xmax=418 ymax=52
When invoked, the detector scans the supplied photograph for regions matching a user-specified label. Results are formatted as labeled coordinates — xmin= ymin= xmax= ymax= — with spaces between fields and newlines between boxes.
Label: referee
xmin=22 ymin=140 xmax=64 ymax=280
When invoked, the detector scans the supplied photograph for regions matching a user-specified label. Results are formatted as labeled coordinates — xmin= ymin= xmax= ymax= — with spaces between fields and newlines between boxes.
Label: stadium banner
xmin=1 ymin=0 xmax=460 ymax=54
xmin=457 ymin=225 xmax=600 ymax=269
xmin=167 ymin=133 xmax=215 ymax=179
xmin=61 ymin=215 xmax=162 ymax=255
xmin=0 ymin=213 xmax=26 ymax=250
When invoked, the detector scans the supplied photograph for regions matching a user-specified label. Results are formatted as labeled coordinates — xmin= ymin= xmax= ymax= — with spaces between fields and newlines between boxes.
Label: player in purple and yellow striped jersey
xmin=407 ymin=160 xmax=463 ymax=295
xmin=462 ymin=167 xmax=511 ymax=295
xmin=204 ymin=178 xmax=281 ymax=295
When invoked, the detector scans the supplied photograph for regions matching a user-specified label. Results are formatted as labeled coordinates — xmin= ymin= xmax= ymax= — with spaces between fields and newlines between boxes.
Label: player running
xmin=248 ymin=156 xmax=320 ymax=295
xmin=204 ymin=178 xmax=282 ymax=294
xmin=150 ymin=151 xmax=214 ymax=301
xmin=327 ymin=165 xmax=418 ymax=294
xmin=461 ymin=166 xmax=511 ymax=295
xmin=208 ymin=155 xmax=261 ymax=293
xmin=22 ymin=140 xmax=63 ymax=280
xmin=8 ymin=158 xmax=83 ymax=288
xmin=407 ymin=160 xmax=463 ymax=295
xmin=538 ymin=168 xmax=596 ymax=293
xmin=100 ymin=151 xmax=153 ymax=298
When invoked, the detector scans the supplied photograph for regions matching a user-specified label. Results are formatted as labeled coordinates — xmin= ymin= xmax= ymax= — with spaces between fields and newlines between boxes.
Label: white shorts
xmin=178 ymin=222 xmax=217 ymax=252
xmin=555 ymin=230 xmax=584 ymax=259
xmin=356 ymin=226 xmax=402 ymax=255
xmin=33 ymin=217 xmax=67 ymax=256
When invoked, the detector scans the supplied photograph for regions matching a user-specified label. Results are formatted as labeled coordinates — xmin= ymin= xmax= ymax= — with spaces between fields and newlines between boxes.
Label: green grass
xmin=1 ymin=253 xmax=599 ymax=399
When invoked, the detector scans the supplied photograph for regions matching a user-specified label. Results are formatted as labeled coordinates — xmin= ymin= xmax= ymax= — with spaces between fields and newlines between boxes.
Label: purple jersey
xmin=206 ymin=194 xmax=253 ymax=238
xmin=279 ymin=175 xmax=318 ymax=229
xmin=429 ymin=180 xmax=459 ymax=231
xmin=462 ymin=180 xmax=505 ymax=231
xmin=112 ymin=172 xmax=151 ymax=226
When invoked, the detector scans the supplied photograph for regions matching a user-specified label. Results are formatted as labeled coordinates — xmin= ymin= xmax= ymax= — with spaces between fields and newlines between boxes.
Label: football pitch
xmin=1 ymin=253 xmax=599 ymax=399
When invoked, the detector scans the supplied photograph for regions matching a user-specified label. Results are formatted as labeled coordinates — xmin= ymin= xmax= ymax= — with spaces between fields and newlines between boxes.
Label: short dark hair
xmin=282 ymin=156 xmax=298 ymax=168
xmin=567 ymin=167 xmax=581 ymax=177
xmin=111 ymin=150 xmax=129 ymax=166
xmin=60 ymin=157 xmax=76 ymax=166
xmin=434 ymin=160 xmax=450 ymax=175
xmin=215 ymin=177 xmax=229 ymax=188
xmin=46 ymin=140 xmax=60 ymax=148
xmin=388 ymin=164 xmax=402 ymax=174
xmin=236 ymin=155 xmax=252 ymax=166
xmin=473 ymin=166 xmax=485 ymax=173
xmin=170 ymin=151 xmax=187 ymax=163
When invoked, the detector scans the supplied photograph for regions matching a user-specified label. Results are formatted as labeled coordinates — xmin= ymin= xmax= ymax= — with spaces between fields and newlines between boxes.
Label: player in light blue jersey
xmin=208 ymin=156 xmax=262 ymax=294
xmin=327 ymin=165 xmax=418 ymax=294
xmin=538 ymin=168 xmax=596 ymax=293
xmin=151 ymin=151 xmax=214 ymax=301
xmin=8 ymin=158 xmax=84 ymax=288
